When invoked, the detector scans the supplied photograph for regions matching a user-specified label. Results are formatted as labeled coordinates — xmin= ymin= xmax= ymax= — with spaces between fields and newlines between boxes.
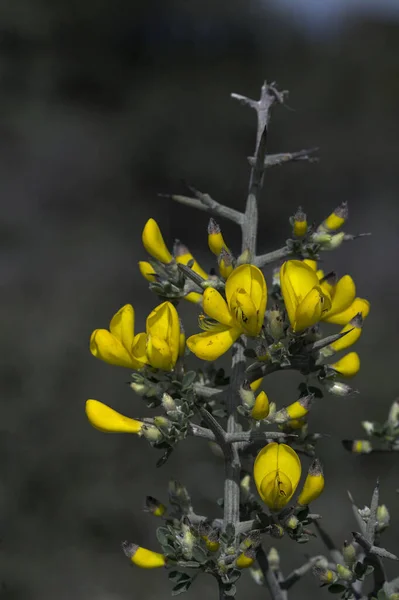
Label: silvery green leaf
xmin=182 ymin=371 xmax=197 ymax=390
xmin=227 ymin=570 xmax=242 ymax=584
xmin=191 ymin=544 xmax=208 ymax=564
xmin=327 ymin=584 xmax=347 ymax=594
xmin=157 ymin=527 xmax=171 ymax=546
xmin=172 ymin=579 xmax=193 ymax=596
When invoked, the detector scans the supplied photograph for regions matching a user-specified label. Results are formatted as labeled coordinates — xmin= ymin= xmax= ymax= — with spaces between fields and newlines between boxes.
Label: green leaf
xmin=191 ymin=544 xmax=208 ymax=564
xmin=157 ymin=527 xmax=172 ymax=546
xmin=169 ymin=571 xmax=190 ymax=583
xmin=163 ymin=544 xmax=177 ymax=558
xmin=328 ymin=584 xmax=347 ymax=594
xmin=172 ymin=579 xmax=193 ymax=596
xmin=182 ymin=371 xmax=197 ymax=390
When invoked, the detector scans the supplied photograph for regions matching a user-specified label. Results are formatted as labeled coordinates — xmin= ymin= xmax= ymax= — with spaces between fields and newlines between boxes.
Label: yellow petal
xmin=209 ymin=232 xmax=228 ymax=256
xmin=126 ymin=544 xmax=166 ymax=568
xmin=146 ymin=335 xmax=174 ymax=371
xmin=203 ymin=288 xmax=234 ymax=326
xmin=323 ymin=297 xmax=370 ymax=325
xmin=109 ymin=304 xmax=135 ymax=351
xmin=254 ymin=442 xmax=301 ymax=509
xmin=251 ymin=391 xmax=270 ymax=420
xmin=331 ymin=321 xmax=362 ymax=352
xmin=330 ymin=352 xmax=360 ymax=378
xmin=142 ymin=218 xmax=173 ymax=264
xmin=90 ymin=329 xmax=142 ymax=369
xmin=226 ymin=264 xmax=267 ymax=333
xmin=326 ymin=275 xmax=356 ymax=318
xmin=294 ymin=286 xmax=331 ymax=332
xmin=187 ymin=327 xmax=241 ymax=361
xmin=219 ymin=258 xmax=234 ymax=280
xmin=184 ymin=291 xmax=203 ymax=304
xmin=138 ymin=261 xmax=156 ymax=282
xmin=293 ymin=219 xmax=307 ymax=237
xmin=146 ymin=302 xmax=180 ymax=367
xmin=179 ymin=331 xmax=186 ymax=357
xmin=250 ymin=377 xmax=263 ymax=392
xmin=303 ymin=259 xmax=317 ymax=271
xmin=175 ymin=252 xmax=208 ymax=280
xmin=229 ymin=288 xmax=260 ymax=336
xmin=280 ymin=261 xmax=321 ymax=329
xmin=131 ymin=332 xmax=149 ymax=365
xmin=85 ymin=399 xmax=143 ymax=433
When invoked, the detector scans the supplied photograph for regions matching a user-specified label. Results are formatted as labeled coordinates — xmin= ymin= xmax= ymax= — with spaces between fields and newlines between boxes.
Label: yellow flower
xmin=251 ymin=391 xmax=270 ymax=420
xmin=90 ymin=302 xmax=180 ymax=371
xmin=146 ymin=302 xmax=180 ymax=370
xmin=122 ymin=542 xmax=166 ymax=568
xmin=254 ymin=442 xmax=301 ymax=511
xmin=323 ymin=297 xmax=370 ymax=325
xmin=142 ymin=218 xmax=173 ymax=264
xmin=236 ymin=550 xmax=256 ymax=569
xmin=174 ymin=240 xmax=208 ymax=280
xmin=320 ymin=201 xmax=348 ymax=232
xmin=85 ymin=399 xmax=143 ymax=434
xmin=292 ymin=207 xmax=307 ymax=237
xmin=330 ymin=315 xmax=363 ymax=352
xmin=187 ymin=264 xmax=267 ymax=361
xmin=90 ymin=304 xmax=148 ymax=369
xmin=250 ymin=377 xmax=263 ymax=392
xmin=145 ymin=496 xmax=166 ymax=517
xmin=297 ymin=458 xmax=325 ymax=506
xmin=280 ymin=260 xmax=332 ymax=332
xmin=320 ymin=274 xmax=357 ymax=322
xmin=208 ymin=217 xmax=229 ymax=256
xmin=273 ymin=396 xmax=312 ymax=424
xmin=303 ymin=259 xmax=317 ymax=271
xmin=330 ymin=351 xmax=360 ymax=378
xmin=138 ymin=261 xmax=156 ymax=282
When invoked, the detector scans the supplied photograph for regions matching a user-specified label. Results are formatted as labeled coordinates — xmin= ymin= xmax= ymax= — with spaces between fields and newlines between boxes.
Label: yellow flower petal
xmin=146 ymin=335 xmax=174 ymax=371
xmin=131 ymin=332 xmax=149 ymax=365
xmin=86 ymin=399 xmax=143 ymax=433
xmin=124 ymin=544 xmax=166 ymax=568
xmin=323 ymin=297 xmax=370 ymax=325
xmin=146 ymin=302 xmax=180 ymax=367
xmin=184 ymin=291 xmax=203 ymax=304
xmin=226 ymin=264 xmax=267 ymax=333
xmin=331 ymin=319 xmax=362 ymax=352
xmin=294 ymin=286 xmax=331 ymax=332
xmin=250 ymin=377 xmax=263 ymax=392
xmin=326 ymin=275 xmax=356 ymax=317
xmin=303 ymin=259 xmax=317 ymax=271
xmin=330 ymin=352 xmax=360 ymax=378
xmin=187 ymin=327 xmax=241 ymax=361
xmin=229 ymin=288 xmax=259 ymax=335
xmin=138 ymin=261 xmax=156 ymax=282
xmin=203 ymin=288 xmax=234 ymax=327
xmin=109 ymin=304 xmax=135 ymax=352
xmin=175 ymin=252 xmax=208 ymax=280
xmin=251 ymin=391 xmax=270 ymax=420
xmin=90 ymin=329 xmax=143 ymax=369
xmin=280 ymin=261 xmax=323 ymax=330
xmin=254 ymin=442 xmax=301 ymax=510
xmin=297 ymin=459 xmax=325 ymax=506
xmin=142 ymin=218 xmax=173 ymax=264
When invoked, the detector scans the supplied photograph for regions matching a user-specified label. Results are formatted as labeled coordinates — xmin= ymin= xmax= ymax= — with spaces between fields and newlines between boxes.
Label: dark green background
xmin=3 ymin=1 xmax=399 ymax=598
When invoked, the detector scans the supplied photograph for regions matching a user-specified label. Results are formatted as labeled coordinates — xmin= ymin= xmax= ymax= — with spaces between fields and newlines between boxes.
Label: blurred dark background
xmin=2 ymin=1 xmax=399 ymax=598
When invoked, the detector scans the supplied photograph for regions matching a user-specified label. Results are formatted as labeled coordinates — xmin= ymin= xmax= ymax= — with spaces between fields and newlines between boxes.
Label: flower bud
xmin=324 ymin=381 xmax=357 ymax=397
xmin=239 ymin=379 xmax=256 ymax=411
xmin=297 ymin=459 xmax=325 ymax=506
xmin=200 ymin=525 xmax=220 ymax=552
xmin=208 ymin=218 xmax=229 ymax=257
xmin=174 ymin=240 xmax=208 ymax=280
xmin=329 ymin=352 xmax=360 ymax=378
xmin=236 ymin=248 xmax=252 ymax=266
xmin=168 ymin=480 xmax=192 ymax=508
xmin=138 ymin=261 xmax=157 ymax=282
xmin=272 ymin=267 xmax=280 ymax=288
xmin=272 ymin=395 xmax=312 ymax=424
xmin=336 ymin=564 xmax=353 ymax=582
xmin=130 ymin=381 xmax=150 ymax=396
xmin=250 ymin=377 xmax=263 ymax=392
xmin=266 ymin=306 xmax=285 ymax=340
xmin=313 ymin=566 xmax=338 ymax=584
xmin=388 ymin=399 xmax=399 ymax=429
xmin=218 ymin=247 xmax=234 ymax=279
xmin=162 ymin=393 xmax=177 ymax=413
xmin=311 ymin=231 xmax=332 ymax=244
xmin=236 ymin=549 xmax=256 ymax=569
xmin=142 ymin=424 xmax=163 ymax=443
xmin=267 ymin=524 xmax=285 ymax=538
xmin=342 ymin=540 xmax=357 ymax=567
xmin=240 ymin=474 xmax=251 ymax=495
xmin=154 ymin=416 xmax=171 ymax=433
xmin=251 ymin=391 xmax=270 ymax=420
xmin=267 ymin=547 xmax=280 ymax=571
xmin=285 ymin=515 xmax=299 ymax=530
xmin=376 ymin=504 xmax=390 ymax=532
xmin=292 ymin=207 xmax=308 ymax=237
xmin=319 ymin=202 xmax=348 ymax=232
xmin=250 ymin=567 xmax=265 ymax=585
xmin=361 ymin=421 xmax=375 ymax=435
xmin=342 ymin=439 xmax=372 ymax=454
xmin=122 ymin=541 xmax=166 ymax=568
xmin=323 ymin=232 xmax=345 ymax=251
xmin=144 ymin=496 xmax=166 ymax=517
xmin=181 ymin=522 xmax=195 ymax=557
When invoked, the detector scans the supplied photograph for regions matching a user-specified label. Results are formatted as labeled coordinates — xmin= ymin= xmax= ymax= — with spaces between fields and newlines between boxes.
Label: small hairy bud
xmin=162 ymin=393 xmax=177 ymax=413
xmin=376 ymin=504 xmax=390 ymax=532
xmin=142 ymin=424 xmax=163 ymax=443
xmin=267 ymin=547 xmax=280 ymax=571
xmin=239 ymin=379 xmax=256 ymax=410
xmin=342 ymin=540 xmax=357 ymax=566
xmin=336 ymin=564 xmax=353 ymax=582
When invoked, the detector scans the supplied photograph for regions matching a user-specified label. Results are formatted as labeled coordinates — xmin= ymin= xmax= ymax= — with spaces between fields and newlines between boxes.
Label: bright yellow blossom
xmin=187 ymin=264 xmax=267 ymax=360
xmin=292 ymin=207 xmax=307 ymax=237
xmin=90 ymin=301 xmax=180 ymax=371
xmin=254 ymin=442 xmax=301 ymax=511
xmin=122 ymin=542 xmax=166 ymax=568
xmin=85 ymin=399 xmax=143 ymax=434
xmin=324 ymin=297 xmax=370 ymax=325
xmin=208 ymin=217 xmax=229 ymax=256
xmin=138 ymin=261 xmax=156 ymax=282
xmin=251 ymin=391 xmax=270 ymax=420
xmin=297 ymin=458 xmax=325 ymax=506
xmin=330 ymin=352 xmax=360 ymax=378
xmin=142 ymin=218 xmax=173 ymax=264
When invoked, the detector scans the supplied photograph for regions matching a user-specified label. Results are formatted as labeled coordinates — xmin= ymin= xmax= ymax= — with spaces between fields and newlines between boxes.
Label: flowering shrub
xmin=85 ymin=82 xmax=399 ymax=600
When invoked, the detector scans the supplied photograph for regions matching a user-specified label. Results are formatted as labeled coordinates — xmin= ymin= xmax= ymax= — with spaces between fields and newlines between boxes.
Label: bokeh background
xmin=3 ymin=1 xmax=399 ymax=598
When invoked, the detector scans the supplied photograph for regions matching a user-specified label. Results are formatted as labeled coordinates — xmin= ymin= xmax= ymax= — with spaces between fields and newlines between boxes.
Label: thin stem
xmin=248 ymin=147 xmax=319 ymax=169
xmin=160 ymin=192 xmax=243 ymax=226
xmin=254 ymin=246 xmax=292 ymax=267
xmin=257 ymin=546 xmax=287 ymax=600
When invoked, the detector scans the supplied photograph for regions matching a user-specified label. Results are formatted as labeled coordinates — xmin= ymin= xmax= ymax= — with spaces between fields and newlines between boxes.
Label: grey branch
xmin=225 ymin=430 xmax=297 ymax=443
xmin=280 ymin=555 xmax=327 ymax=590
xmin=248 ymin=147 xmax=319 ymax=169
xmin=306 ymin=329 xmax=352 ymax=352
xmin=347 ymin=490 xmax=367 ymax=536
xmin=365 ymin=479 xmax=379 ymax=544
xmin=313 ymin=520 xmax=344 ymax=564
xmin=254 ymin=246 xmax=292 ymax=268
xmin=159 ymin=191 xmax=243 ymax=226
xmin=257 ymin=546 xmax=287 ymax=600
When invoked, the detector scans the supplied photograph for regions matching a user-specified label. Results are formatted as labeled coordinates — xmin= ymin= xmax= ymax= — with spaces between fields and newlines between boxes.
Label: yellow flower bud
xmin=236 ymin=549 xmax=256 ymax=569
xmin=376 ymin=504 xmax=390 ymax=531
xmin=272 ymin=395 xmax=312 ymax=424
xmin=218 ymin=247 xmax=234 ymax=279
xmin=142 ymin=424 xmax=163 ymax=443
xmin=254 ymin=443 xmax=301 ymax=511
xmin=267 ymin=547 xmax=280 ymax=571
xmin=320 ymin=201 xmax=348 ymax=232
xmin=138 ymin=260 xmax=157 ymax=282
xmin=250 ymin=377 xmax=263 ymax=392
xmin=342 ymin=439 xmax=372 ymax=454
xmin=208 ymin=218 xmax=229 ymax=256
xmin=122 ymin=541 xmax=166 ymax=568
xmin=336 ymin=564 xmax=353 ymax=582
xmin=297 ymin=458 xmax=325 ymax=506
xmin=146 ymin=301 xmax=180 ymax=370
xmin=330 ymin=352 xmax=360 ymax=378
xmin=174 ymin=240 xmax=208 ymax=280
xmin=142 ymin=218 xmax=173 ymax=264
xmin=85 ymin=400 xmax=143 ymax=434
xmin=240 ymin=380 xmax=256 ymax=411
xmin=330 ymin=314 xmax=363 ymax=353
xmin=144 ymin=496 xmax=166 ymax=517
xmin=266 ymin=306 xmax=285 ymax=341
xmin=292 ymin=207 xmax=308 ymax=237
xmin=313 ymin=566 xmax=338 ymax=584
xmin=342 ymin=541 xmax=357 ymax=567
xmin=251 ymin=391 xmax=270 ymax=420
xmin=202 ymin=532 xmax=220 ymax=552
xmin=162 ymin=393 xmax=177 ymax=413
